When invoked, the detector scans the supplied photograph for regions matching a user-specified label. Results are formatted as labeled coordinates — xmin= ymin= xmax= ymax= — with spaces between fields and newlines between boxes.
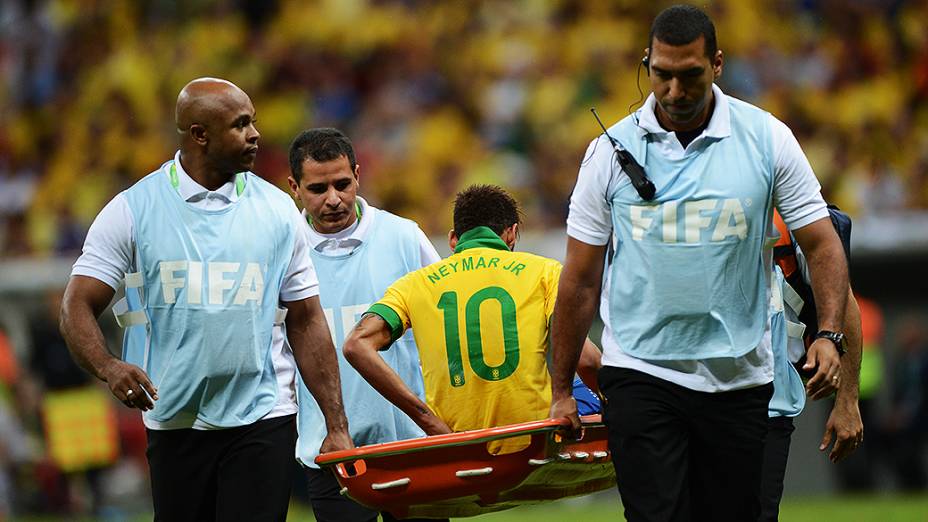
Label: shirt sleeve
xmin=71 ymin=193 xmax=134 ymax=290
xmin=416 ymin=226 xmax=441 ymax=266
xmin=769 ymin=115 xmax=829 ymax=230
xmin=280 ymin=205 xmax=320 ymax=302
xmin=367 ymin=274 xmax=414 ymax=343
xmin=544 ymin=260 xmax=563 ymax=320
xmin=565 ymin=136 xmax=615 ymax=246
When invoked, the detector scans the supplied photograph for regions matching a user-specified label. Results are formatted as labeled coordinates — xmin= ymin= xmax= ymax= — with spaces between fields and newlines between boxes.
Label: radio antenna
xmin=590 ymin=108 xmax=656 ymax=201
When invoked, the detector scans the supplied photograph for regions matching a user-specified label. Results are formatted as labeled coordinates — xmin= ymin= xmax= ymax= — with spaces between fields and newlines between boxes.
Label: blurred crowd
xmin=2 ymin=0 xmax=928 ymax=258
xmin=1 ymin=0 xmax=928 ymax=517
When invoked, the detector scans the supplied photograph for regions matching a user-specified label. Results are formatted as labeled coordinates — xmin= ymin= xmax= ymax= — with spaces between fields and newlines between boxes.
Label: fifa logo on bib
xmin=629 ymin=198 xmax=748 ymax=243
xmin=159 ymin=261 xmax=265 ymax=305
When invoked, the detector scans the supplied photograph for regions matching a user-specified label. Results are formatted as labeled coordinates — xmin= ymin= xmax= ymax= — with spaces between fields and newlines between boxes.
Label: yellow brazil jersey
xmin=368 ymin=226 xmax=561 ymax=439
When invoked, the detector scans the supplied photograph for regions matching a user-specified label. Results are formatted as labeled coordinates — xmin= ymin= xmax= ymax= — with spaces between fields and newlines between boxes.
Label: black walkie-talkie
xmin=591 ymin=108 xmax=656 ymax=201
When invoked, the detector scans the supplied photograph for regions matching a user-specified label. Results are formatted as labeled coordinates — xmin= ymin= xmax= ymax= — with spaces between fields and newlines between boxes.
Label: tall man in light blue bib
xmin=60 ymin=78 xmax=352 ymax=522
xmin=287 ymin=128 xmax=442 ymax=522
xmin=602 ymin=93 xmax=775 ymax=362
xmin=550 ymin=6 xmax=851 ymax=522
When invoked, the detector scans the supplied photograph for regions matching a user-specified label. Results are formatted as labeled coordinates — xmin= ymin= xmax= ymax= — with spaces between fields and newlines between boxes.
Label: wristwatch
xmin=815 ymin=330 xmax=847 ymax=356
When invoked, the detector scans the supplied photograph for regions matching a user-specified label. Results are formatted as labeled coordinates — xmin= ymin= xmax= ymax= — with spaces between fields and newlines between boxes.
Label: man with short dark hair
xmin=549 ymin=5 xmax=851 ymax=521
xmin=60 ymin=78 xmax=352 ymax=522
xmin=287 ymin=128 xmax=443 ymax=522
xmin=343 ymin=185 xmax=601 ymax=446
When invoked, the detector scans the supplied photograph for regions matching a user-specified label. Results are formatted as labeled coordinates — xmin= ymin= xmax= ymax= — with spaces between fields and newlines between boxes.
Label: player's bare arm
xmin=791 ymin=217 xmax=849 ymax=400
xmin=343 ymin=313 xmax=451 ymax=436
xmin=285 ymin=295 xmax=354 ymax=453
xmin=577 ymin=338 xmax=603 ymax=394
xmin=550 ymin=238 xmax=607 ymax=432
xmin=60 ymin=275 xmax=158 ymax=411
xmin=821 ymin=288 xmax=864 ymax=462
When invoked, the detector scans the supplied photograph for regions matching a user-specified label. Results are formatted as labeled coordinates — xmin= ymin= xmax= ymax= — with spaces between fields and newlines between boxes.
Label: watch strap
xmin=815 ymin=330 xmax=847 ymax=355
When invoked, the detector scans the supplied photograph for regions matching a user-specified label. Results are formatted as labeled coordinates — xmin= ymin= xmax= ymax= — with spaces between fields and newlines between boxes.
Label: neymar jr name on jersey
xmin=426 ymin=255 xmax=527 ymax=285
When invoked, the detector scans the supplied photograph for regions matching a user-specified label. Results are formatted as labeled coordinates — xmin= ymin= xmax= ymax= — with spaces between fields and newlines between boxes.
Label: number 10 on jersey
xmin=436 ymin=286 xmax=521 ymax=387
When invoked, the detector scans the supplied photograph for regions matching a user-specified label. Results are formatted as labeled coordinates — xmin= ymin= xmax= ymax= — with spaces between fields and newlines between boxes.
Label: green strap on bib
xmin=169 ymin=162 xmax=245 ymax=197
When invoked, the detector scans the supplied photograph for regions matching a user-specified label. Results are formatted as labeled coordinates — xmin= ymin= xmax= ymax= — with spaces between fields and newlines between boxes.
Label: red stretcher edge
xmin=315 ymin=415 xmax=605 ymax=466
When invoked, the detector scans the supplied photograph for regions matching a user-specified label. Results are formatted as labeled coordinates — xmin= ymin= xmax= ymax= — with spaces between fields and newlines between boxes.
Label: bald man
xmin=60 ymin=78 xmax=352 ymax=521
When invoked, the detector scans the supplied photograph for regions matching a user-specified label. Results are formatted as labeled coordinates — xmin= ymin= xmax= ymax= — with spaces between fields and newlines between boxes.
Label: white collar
xmin=635 ymin=83 xmax=731 ymax=140
xmin=304 ymin=196 xmax=376 ymax=252
xmin=172 ymin=151 xmax=240 ymax=203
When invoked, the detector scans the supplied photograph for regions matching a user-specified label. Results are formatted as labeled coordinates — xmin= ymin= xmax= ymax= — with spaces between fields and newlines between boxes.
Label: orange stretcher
xmin=315 ymin=415 xmax=615 ymax=519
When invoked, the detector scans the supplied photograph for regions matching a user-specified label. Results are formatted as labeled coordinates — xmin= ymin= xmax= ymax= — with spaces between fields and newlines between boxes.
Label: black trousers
xmin=147 ymin=414 xmax=297 ymax=522
xmin=305 ymin=466 xmax=447 ymax=522
xmin=600 ymin=367 xmax=773 ymax=522
xmin=759 ymin=416 xmax=795 ymax=522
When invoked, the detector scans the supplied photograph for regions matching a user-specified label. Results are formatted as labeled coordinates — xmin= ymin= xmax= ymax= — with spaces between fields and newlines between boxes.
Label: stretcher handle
xmin=316 ymin=415 xmax=604 ymax=466
xmin=455 ymin=467 xmax=494 ymax=477
xmin=371 ymin=477 xmax=411 ymax=490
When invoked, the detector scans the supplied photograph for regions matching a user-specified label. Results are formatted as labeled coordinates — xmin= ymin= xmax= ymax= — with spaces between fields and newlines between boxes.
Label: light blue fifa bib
xmin=768 ymin=266 xmax=807 ymax=417
xmin=117 ymin=160 xmax=295 ymax=427
xmin=296 ymin=207 xmax=427 ymax=466
xmin=605 ymin=98 xmax=775 ymax=360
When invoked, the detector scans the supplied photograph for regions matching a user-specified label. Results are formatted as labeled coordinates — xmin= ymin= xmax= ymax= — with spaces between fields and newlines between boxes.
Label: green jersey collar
xmin=453 ymin=226 xmax=510 ymax=253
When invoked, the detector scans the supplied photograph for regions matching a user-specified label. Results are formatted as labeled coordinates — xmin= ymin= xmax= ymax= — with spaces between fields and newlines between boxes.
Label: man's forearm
xmin=836 ymin=291 xmax=862 ymax=405
xmin=551 ymin=274 xmax=602 ymax=397
xmin=344 ymin=340 xmax=434 ymax=429
xmin=290 ymin=315 xmax=348 ymax=432
xmin=577 ymin=338 xmax=603 ymax=394
xmin=803 ymin=233 xmax=849 ymax=333
xmin=343 ymin=314 xmax=449 ymax=434
xmin=60 ymin=278 xmax=118 ymax=381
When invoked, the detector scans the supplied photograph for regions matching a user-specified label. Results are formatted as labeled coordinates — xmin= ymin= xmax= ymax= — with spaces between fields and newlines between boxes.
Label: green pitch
xmin=15 ymin=494 xmax=928 ymax=520
xmin=282 ymin=494 xmax=928 ymax=521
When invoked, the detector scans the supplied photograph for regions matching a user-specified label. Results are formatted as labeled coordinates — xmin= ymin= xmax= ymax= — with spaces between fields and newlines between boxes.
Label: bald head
xmin=175 ymin=77 xmax=250 ymax=132
xmin=174 ymin=77 xmax=260 ymax=177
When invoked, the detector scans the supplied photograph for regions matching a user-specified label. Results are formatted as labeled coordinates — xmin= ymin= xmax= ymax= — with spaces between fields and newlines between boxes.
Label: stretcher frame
xmin=315 ymin=415 xmax=615 ymax=518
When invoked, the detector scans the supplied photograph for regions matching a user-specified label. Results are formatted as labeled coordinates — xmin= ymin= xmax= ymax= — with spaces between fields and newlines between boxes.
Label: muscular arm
xmin=792 ymin=217 xmax=849 ymax=399
xmin=343 ymin=314 xmax=450 ymax=436
xmin=549 ymin=238 xmax=607 ymax=430
xmin=60 ymin=275 xmax=157 ymax=409
xmin=837 ymin=290 xmax=862 ymax=407
xmin=821 ymin=289 xmax=864 ymax=462
xmin=285 ymin=295 xmax=352 ymax=452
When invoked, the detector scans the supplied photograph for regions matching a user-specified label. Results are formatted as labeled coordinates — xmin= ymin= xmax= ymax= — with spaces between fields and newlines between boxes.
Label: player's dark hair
xmin=452 ymin=185 xmax=523 ymax=237
xmin=288 ymin=127 xmax=357 ymax=181
xmin=649 ymin=5 xmax=717 ymax=59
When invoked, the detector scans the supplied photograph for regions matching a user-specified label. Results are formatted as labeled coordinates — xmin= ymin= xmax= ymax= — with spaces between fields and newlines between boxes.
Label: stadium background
xmin=1 ymin=0 xmax=927 ymax=519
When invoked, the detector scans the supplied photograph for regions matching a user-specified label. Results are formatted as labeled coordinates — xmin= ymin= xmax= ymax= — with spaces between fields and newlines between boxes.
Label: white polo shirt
xmin=72 ymin=151 xmax=319 ymax=429
xmin=567 ymin=85 xmax=828 ymax=392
